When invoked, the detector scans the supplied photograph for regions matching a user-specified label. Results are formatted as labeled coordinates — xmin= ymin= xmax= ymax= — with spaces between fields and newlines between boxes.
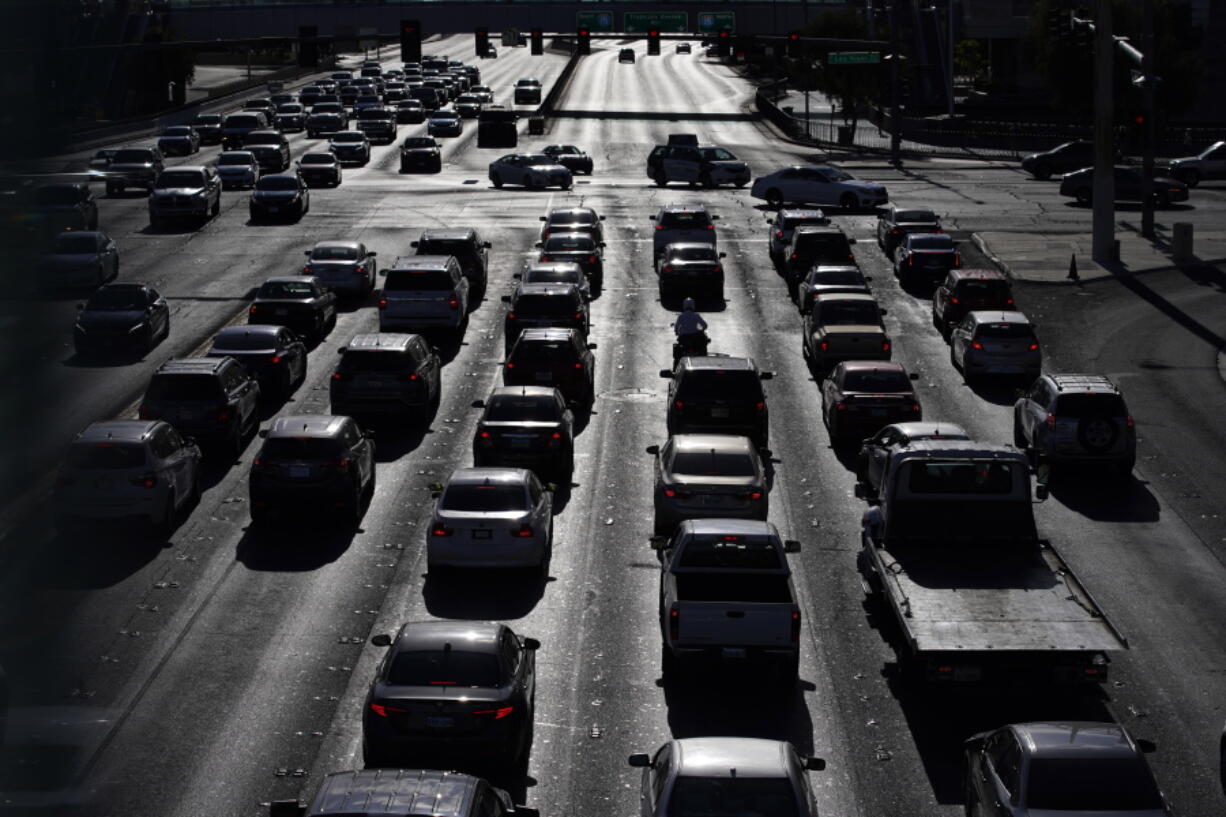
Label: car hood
xmin=217 ymin=165 xmax=255 ymax=175
xmin=247 ymin=145 xmax=282 ymax=154
xmin=308 ymin=112 xmax=343 ymax=119
xmin=43 ymin=253 xmax=99 ymax=267
xmin=525 ymin=163 xmax=570 ymax=173
xmin=151 ymin=187 xmax=205 ymax=197
xmin=78 ymin=309 xmax=145 ymax=328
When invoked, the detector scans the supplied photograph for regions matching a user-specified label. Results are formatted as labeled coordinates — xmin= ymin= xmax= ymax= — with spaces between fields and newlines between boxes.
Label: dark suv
xmin=660 ymin=356 xmax=774 ymax=449
xmin=503 ymin=327 xmax=597 ymax=410
xmin=411 ymin=228 xmax=490 ymax=298
xmin=138 ymin=357 xmax=260 ymax=457
xmin=783 ymin=225 xmax=857 ymax=297
xmin=932 ymin=268 xmax=1014 ymax=338
xmin=1013 ymin=374 xmax=1137 ymax=479
xmin=330 ymin=332 xmax=441 ymax=420
xmin=248 ymin=414 xmax=376 ymax=526
xmin=502 ymin=283 xmax=589 ymax=353
xmin=472 ymin=386 xmax=575 ymax=478
xmin=32 ymin=183 xmax=98 ymax=233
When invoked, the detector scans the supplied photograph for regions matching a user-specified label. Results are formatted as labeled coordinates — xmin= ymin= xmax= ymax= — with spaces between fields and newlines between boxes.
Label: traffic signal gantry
xmin=400 ymin=19 xmax=421 ymax=62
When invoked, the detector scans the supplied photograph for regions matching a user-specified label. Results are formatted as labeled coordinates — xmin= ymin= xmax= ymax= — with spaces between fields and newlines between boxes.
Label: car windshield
xmin=417 ymin=239 xmax=470 ymax=256
xmin=699 ymin=147 xmax=737 ymax=161
xmin=33 ymin=186 xmax=81 ymax=205
xmin=522 ymin=154 xmax=553 ymax=165
xmin=256 ymin=176 xmax=299 ymax=191
xmin=669 ymin=450 xmax=756 ymax=478
xmin=145 ymin=375 xmax=223 ymax=402
xmin=212 ymin=332 xmax=277 ymax=352
xmin=259 ymin=437 xmax=345 ymax=460
xmin=782 ymin=216 xmax=827 ymax=230
xmin=218 ymin=153 xmax=254 ymax=166
xmin=660 ymin=212 xmax=711 ymax=229
xmin=332 ymin=133 xmax=364 ymax=143
xmin=299 ymin=154 xmax=334 ymax=165
xmin=908 ymin=236 xmax=955 ymax=250
xmin=1024 ymin=757 xmax=1163 ymax=810
xmin=841 ymin=369 xmax=912 ymax=392
xmin=897 ymin=210 xmax=938 ymax=223
xmin=549 ymin=211 xmax=595 ymax=225
xmin=907 ymin=461 xmax=1016 ymax=494
xmin=524 ymin=268 xmax=581 ymax=286
xmin=1053 ymin=393 xmax=1128 ymax=417
xmin=387 ymin=650 xmax=500 ymax=688
xmin=383 ymin=269 xmax=454 ymax=291
xmin=511 ymin=293 xmax=578 ymax=317
xmin=112 ymin=149 xmax=152 ymax=163
xmin=195 ymin=115 xmax=220 ymax=124
xmin=403 ymin=138 xmax=436 ymax=148
xmin=312 ymin=245 xmax=358 ymax=261
xmin=162 ymin=127 xmax=191 ymax=136
xmin=485 ymin=396 xmax=560 ymax=422
xmin=809 ymin=269 xmax=863 ymax=285
xmin=668 ymin=777 xmax=798 ymax=817
xmin=676 ymin=536 xmax=782 ymax=569
xmin=85 ymin=288 xmax=146 ymax=311
xmin=338 ymin=351 xmax=414 ymax=373
xmin=52 ymin=234 xmax=97 ymax=254
xmin=544 ymin=237 xmax=594 ymax=252
xmin=817 ymin=301 xmax=880 ymax=325
xmin=975 ymin=323 xmax=1033 ymax=340
xmin=257 ymin=281 xmax=314 ymax=299
xmin=675 ymin=371 xmax=763 ymax=401
xmin=441 ymin=483 xmax=529 ymax=512
xmin=64 ymin=442 xmax=146 ymax=470
xmin=668 ymin=247 xmax=718 ymax=262
xmin=156 ymin=171 xmax=204 ymax=188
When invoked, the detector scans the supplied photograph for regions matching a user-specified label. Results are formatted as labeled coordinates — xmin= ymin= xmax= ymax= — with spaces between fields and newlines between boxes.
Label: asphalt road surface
xmin=1 ymin=35 xmax=1224 ymax=817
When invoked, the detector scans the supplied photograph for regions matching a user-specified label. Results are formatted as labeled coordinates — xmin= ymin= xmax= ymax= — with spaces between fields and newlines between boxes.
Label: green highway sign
xmin=696 ymin=12 xmax=735 ymax=33
xmin=826 ymin=51 xmax=882 ymax=65
xmin=576 ymin=11 xmax=616 ymax=32
xmin=623 ymin=11 xmax=689 ymax=34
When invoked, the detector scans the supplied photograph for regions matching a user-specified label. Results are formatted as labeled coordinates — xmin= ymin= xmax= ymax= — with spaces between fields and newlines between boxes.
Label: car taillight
xmin=949 ymin=296 xmax=959 ymax=304
xmin=1006 ymin=298 xmax=1015 ymax=305
xmin=270 ymin=355 xmax=282 ymax=364
xmin=542 ymin=230 xmax=550 ymax=239
xmin=1126 ymin=415 xmax=1135 ymax=428
xmin=573 ymin=313 xmax=583 ymax=320
xmin=906 ymin=255 xmax=914 ymax=265
xmin=249 ymin=305 xmax=259 ymax=315
xmin=669 ymin=606 xmax=680 ymax=641
xmin=448 ymin=298 xmax=459 ymax=310
xmin=909 ymin=403 xmax=921 ymax=412
xmin=890 ymin=228 xmax=901 ymax=235
xmin=353 ymin=265 xmax=365 ymax=275
xmin=217 ymin=408 xmax=232 ymax=422
xmin=587 ymin=255 xmax=596 ymax=263
xmin=331 ymin=372 xmax=348 ymax=381
xmin=401 ymin=373 xmax=419 ymax=381
xmin=746 ymin=491 xmax=763 ymax=500
xmin=369 ymin=702 xmax=407 ymax=718
xmin=431 ymin=526 xmax=453 ymax=537
xmin=513 ymin=524 xmax=533 ymax=537
xmin=473 ymin=706 xmax=514 ymax=720
xmin=573 ymin=362 xmax=583 ymax=369
xmin=705 ymin=224 xmax=714 ymax=230
xmin=791 ymin=610 xmax=801 ymax=642
xmin=790 ymin=252 xmax=797 ymax=260
xmin=1027 ymin=343 xmax=1040 ymax=351
xmin=303 ymin=265 xmax=312 ymax=274
xmin=819 ymin=341 xmax=829 ymax=351
xmin=953 ymin=252 xmax=962 ymax=267
xmin=130 ymin=473 xmax=157 ymax=489
xmin=1046 ymin=413 xmax=1057 ymax=428
xmin=654 ymin=225 xmax=664 ymax=231
xmin=755 ymin=401 xmax=765 ymax=412
xmin=774 ymin=230 xmax=783 ymax=238
xmin=835 ymin=402 xmax=846 ymax=411
xmin=507 ymin=312 xmax=517 ymax=320
xmin=882 ymin=341 xmax=891 ymax=352
xmin=378 ymin=298 xmax=388 ymax=309
xmin=540 ymin=255 xmax=550 ymax=262
xmin=971 ymin=342 xmax=984 ymax=351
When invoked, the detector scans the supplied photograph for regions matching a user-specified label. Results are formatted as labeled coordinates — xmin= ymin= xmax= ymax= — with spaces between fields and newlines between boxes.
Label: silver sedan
xmin=426 ymin=467 xmax=554 ymax=574
xmin=488 ymin=154 xmax=572 ymax=190
xmin=648 ymin=434 xmax=768 ymax=536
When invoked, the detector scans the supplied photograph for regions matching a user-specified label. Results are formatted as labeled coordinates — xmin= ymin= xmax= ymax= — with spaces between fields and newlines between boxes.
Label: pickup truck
xmin=653 ymin=518 xmax=802 ymax=681
xmin=856 ymin=441 xmax=1127 ymax=685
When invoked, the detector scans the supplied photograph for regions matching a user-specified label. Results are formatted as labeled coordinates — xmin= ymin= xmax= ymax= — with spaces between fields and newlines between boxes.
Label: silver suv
xmin=377 ymin=256 xmax=470 ymax=335
xmin=1013 ymin=374 xmax=1136 ymax=478
xmin=649 ymin=204 xmax=719 ymax=262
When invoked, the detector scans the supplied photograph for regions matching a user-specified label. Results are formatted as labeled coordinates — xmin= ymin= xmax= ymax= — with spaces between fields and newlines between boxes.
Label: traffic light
xmin=716 ymin=28 xmax=731 ymax=58
xmin=733 ymin=34 xmax=750 ymax=62
xmin=787 ymin=31 xmax=801 ymax=59
xmin=400 ymin=19 xmax=421 ymax=63
xmin=298 ymin=25 xmax=318 ymax=68
xmin=530 ymin=28 xmax=543 ymax=55
xmin=647 ymin=29 xmax=660 ymax=56
xmin=577 ymin=28 xmax=591 ymax=55
xmin=475 ymin=27 xmax=489 ymax=58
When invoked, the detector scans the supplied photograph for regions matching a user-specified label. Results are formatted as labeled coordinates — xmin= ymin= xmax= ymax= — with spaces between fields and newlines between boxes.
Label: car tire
xmin=1075 ymin=187 xmax=1092 ymax=205
xmin=150 ymin=492 xmax=176 ymax=541
xmin=653 ymin=170 xmax=668 ymax=188
xmin=701 ymin=172 xmax=714 ymax=189
xmin=1181 ymin=169 xmax=1200 ymax=188
xmin=765 ymin=188 xmax=784 ymax=208
xmin=839 ymin=192 xmax=858 ymax=210
xmin=661 ymin=642 xmax=679 ymax=680
xmin=1013 ymin=417 xmax=1028 ymax=449
xmin=1032 ymin=163 xmax=1053 ymax=181
xmin=491 ymin=172 xmax=503 ymax=188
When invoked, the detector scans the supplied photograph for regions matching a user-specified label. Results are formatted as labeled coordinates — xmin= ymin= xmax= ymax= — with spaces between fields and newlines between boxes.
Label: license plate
xmin=533 ymin=373 xmax=551 ymax=382
xmin=703 ymin=496 xmax=723 ymax=506
xmin=472 ymin=529 xmax=491 ymax=539
xmin=509 ymin=438 xmax=532 ymax=449
xmin=721 ymin=647 xmax=747 ymax=660
xmin=870 ymin=409 xmax=887 ymax=417
xmin=289 ymin=465 xmax=311 ymax=479
xmin=268 ymin=206 xmax=279 ymax=213
xmin=711 ymin=407 xmax=729 ymax=418
xmin=426 ymin=716 xmax=454 ymax=728
xmin=276 ymin=308 xmax=288 ymax=316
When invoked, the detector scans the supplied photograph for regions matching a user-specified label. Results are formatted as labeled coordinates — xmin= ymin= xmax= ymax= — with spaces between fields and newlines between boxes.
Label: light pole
xmin=946 ymin=0 xmax=955 ymax=117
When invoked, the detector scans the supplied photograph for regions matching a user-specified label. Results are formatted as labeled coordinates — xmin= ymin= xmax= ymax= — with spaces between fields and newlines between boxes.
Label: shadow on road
xmin=421 ymin=567 xmax=548 ymax=620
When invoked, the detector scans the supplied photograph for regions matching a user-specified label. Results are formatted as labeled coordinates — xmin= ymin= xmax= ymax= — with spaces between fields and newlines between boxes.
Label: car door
xmin=152 ymin=425 xmax=191 ymax=504
xmin=644 ymin=743 xmax=673 ymax=817
xmin=867 ymin=427 xmax=898 ymax=488
xmin=1203 ymin=143 xmax=1226 ymax=178
xmin=411 ymin=336 xmax=441 ymax=396
xmin=798 ymin=168 xmax=835 ymax=203
xmin=951 ymin=316 xmax=973 ymax=363
xmin=934 ymin=274 xmax=953 ymax=317
xmin=147 ymin=288 xmax=168 ymax=335
xmin=1020 ymin=379 xmax=1048 ymax=440
xmin=528 ymin=473 xmax=550 ymax=533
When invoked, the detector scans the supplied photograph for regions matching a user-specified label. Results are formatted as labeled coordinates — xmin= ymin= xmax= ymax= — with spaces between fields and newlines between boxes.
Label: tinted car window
xmin=388 ymin=650 xmax=501 ymax=687
xmin=53 ymin=234 xmax=98 ymax=253
xmin=157 ymin=170 xmax=206 ymax=187
xmin=113 ymin=149 xmax=154 ymax=163
xmin=338 ymin=352 xmax=411 ymax=372
xmin=896 ymin=209 xmax=937 ymax=222
xmin=975 ymin=324 xmax=1034 ymax=340
xmin=818 ymin=302 xmax=880 ymax=325
xmin=669 ymin=777 xmax=798 ymax=817
xmin=311 ymin=246 xmax=359 ymax=261
xmin=384 ymin=269 xmax=454 ymax=290
xmin=675 ymin=372 xmax=763 ymax=401
xmin=669 ymin=451 xmax=755 ymax=477
xmin=299 ymin=154 xmax=334 ymax=165
xmin=509 ymin=341 xmax=577 ymax=363
xmin=255 ymin=176 xmax=299 ymax=191
xmin=957 ymin=280 xmax=1009 ymax=297
xmin=676 ymin=537 xmax=782 ymax=569
xmin=907 ymin=462 xmax=1015 ymax=494
xmin=86 ymin=288 xmax=146 ymax=310
xmin=145 ymin=375 xmax=223 ymax=401
xmin=512 ymin=294 xmax=578 ymax=317
xmin=213 ymin=333 xmax=277 ymax=352
xmin=64 ymin=443 xmax=147 ymax=469
xmin=403 ymin=138 xmax=437 ymax=148
xmin=417 ymin=239 xmax=472 ymax=257
xmin=257 ymin=281 xmax=314 ymax=298
xmin=1053 ymin=394 xmax=1127 ymax=417
xmin=907 ymin=236 xmax=955 ymax=250
xmin=1024 ymin=758 xmax=1163 ymax=810
xmin=841 ymin=370 xmax=911 ymax=392
xmin=660 ymin=212 xmax=710 ymax=229
xmin=810 ymin=269 xmax=863 ymax=284
xmin=218 ymin=153 xmax=254 ymax=166
xmin=441 ymin=484 xmax=528 ymax=512
xmin=485 ymin=396 xmax=559 ymax=422
xmin=260 ymin=438 xmax=345 ymax=460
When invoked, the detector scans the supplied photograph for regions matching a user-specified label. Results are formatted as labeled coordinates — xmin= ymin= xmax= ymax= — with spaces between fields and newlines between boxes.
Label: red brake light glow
xmin=368 ymin=703 xmax=408 ymax=717
xmin=473 ymin=706 xmax=514 ymax=719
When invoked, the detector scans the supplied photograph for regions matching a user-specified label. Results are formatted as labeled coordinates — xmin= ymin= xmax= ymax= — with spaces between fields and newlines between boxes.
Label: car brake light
xmin=1027 ymin=343 xmax=1039 ymax=351
xmin=790 ymin=253 xmax=797 ymax=260
xmin=971 ymin=342 xmax=984 ymax=351
xmin=755 ymin=401 xmax=765 ymax=412
xmin=1126 ymin=415 xmax=1135 ymax=428
xmin=664 ymin=488 xmax=676 ymax=498
xmin=791 ymin=610 xmax=801 ymax=642
xmin=369 ymin=702 xmax=407 ymax=717
xmin=130 ymin=473 xmax=157 ymax=489
xmin=1046 ymin=413 xmax=1057 ymax=428
xmin=674 ymin=401 xmax=684 ymax=411
xmin=400 ymin=373 xmax=419 ymax=381
xmin=270 ymin=355 xmax=281 ymax=364
xmin=303 ymin=265 xmax=312 ymax=273
xmin=654 ymin=225 xmax=664 ymax=231
xmin=953 ymin=252 xmax=962 ymax=267
xmin=574 ymin=313 xmax=583 ymax=320
xmin=331 ymin=372 xmax=347 ymax=381
xmin=819 ymin=341 xmax=829 ymax=351
xmin=882 ymin=341 xmax=891 ymax=352
xmin=890 ymin=228 xmax=901 ymax=235
xmin=378 ymin=298 xmax=388 ymax=309
xmin=835 ymin=402 xmax=846 ymax=411
xmin=910 ymin=403 xmax=921 ymax=412
xmin=249 ymin=305 xmax=259 ymax=315
xmin=505 ymin=362 xmax=514 ymax=369
xmin=662 ymin=265 xmax=672 ymax=273
xmin=217 ymin=408 xmax=232 ymax=422
xmin=353 ymin=265 xmax=365 ymax=275
xmin=949 ymin=296 xmax=959 ymax=304
xmin=906 ymin=255 xmax=914 ymax=265
xmin=706 ymin=224 xmax=714 ymax=230
xmin=431 ymin=526 xmax=452 ymax=537
xmin=542 ymin=231 xmax=550 ymax=239
xmin=540 ymin=255 xmax=550 ymax=262
xmin=473 ymin=706 xmax=514 ymax=719
xmin=513 ymin=524 xmax=533 ymax=538
xmin=448 ymin=298 xmax=459 ymax=310
xmin=550 ymin=432 xmax=562 ymax=440
xmin=775 ymin=230 xmax=783 ymax=238
xmin=479 ymin=430 xmax=491 ymax=439
xmin=748 ymin=491 xmax=763 ymax=500
xmin=587 ymin=255 xmax=596 ymax=263
xmin=669 ymin=606 xmax=680 ymax=641
xmin=573 ymin=362 xmax=583 ymax=369
xmin=1006 ymin=298 xmax=1015 ymax=305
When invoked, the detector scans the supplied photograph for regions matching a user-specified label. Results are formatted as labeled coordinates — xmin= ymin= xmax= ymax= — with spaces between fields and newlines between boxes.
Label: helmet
xmin=682 ymin=297 xmax=696 ymax=312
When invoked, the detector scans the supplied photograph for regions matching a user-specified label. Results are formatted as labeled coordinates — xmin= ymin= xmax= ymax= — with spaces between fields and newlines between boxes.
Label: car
xmin=539 ymin=206 xmax=605 ymax=243
xmin=676 ymin=42 xmax=692 ymax=53
xmin=378 ymin=255 xmax=470 ymax=335
xmin=647 ymin=144 xmax=752 ymax=188
xmin=138 ymin=356 xmax=260 ymax=457
xmin=242 ymin=97 xmax=275 ymax=116
xmin=73 ymin=282 xmax=168 ymax=355
xmin=412 ymin=228 xmax=490 ymax=298
xmin=619 ymin=48 xmax=636 ymax=63
xmin=1020 ymin=140 xmax=1099 ymax=179
xmin=29 ymin=182 xmax=99 ymax=236
xmin=536 ymin=232 xmax=604 ymax=291
xmin=488 ymin=154 xmax=572 ymax=190
xmin=216 ymin=150 xmax=261 ymax=190
xmin=542 ymin=145 xmax=594 ymax=175
xmin=782 ymin=225 xmax=857 ymax=296
xmin=470 ymin=84 xmax=494 ymax=103
xmin=453 ymin=93 xmax=483 ymax=118
xmin=766 ymin=208 xmax=829 ymax=262
xmin=156 ymin=125 xmax=199 ymax=156
xmin=53 ymin=420 xmax=201 ymax=538
xmin=220 ymin=111 xmax=270 ymax=150
xmin=410 ymin=86 xmax=444 ymax=111
xmin=502 ymin=283 xmax=588 ymax=352
xmin=855 ymin=421 xmax=971 ymax=498
xmin=894 ymin=232 xmax=961 ymax=286
xmin=964 ymin=722 xmax=1171 ymax=817
xmin=395 ymin=99 xmax=427 ymax=124
xmin=274 ymin=102 xmax=307 ymax=132
xmin=330 ymin=333 xmax=442 ymax=420
xmin=796 ymin=265 xmax=872 ymax=314
xmin=249 ymin=173 xmax=310 ymax=222
xmin=297 ymin=85 xmax=323 ymax=106
xmin=400 ymin=136 xmax=442 ymax=173
xmin=191 ymin=113 xmax=223 ymax=145
xmin=1059 ymin=165 xmax=1189 ymax=206
xmin=147 ymin=165 xmax=222 ymax=227
xmin=328 ymin=130 xmax=371 ymax=165
xmin=648 ymin=434 xmax=769 ymax=535
xmin=628 ymin=738 xmax=825 ymax=817
xmin=362 ymin=621 xmax=539 ymax=768
xmin=248 ymin=414 xmax=375 ymax=526
xmin=472 ymin=386 xmax=575 ymax=478
xmin=1013 ymin=373 xmax=1136 ymax=478
xmin=104 ymin=146 xmax=164 ymax=195
xmin=296 ymin=151 xmax=343 ymax=188
xmin=305 ymin=103 xmax=348 ymax=138
xmin=750 ymin=164 xmax=889 ymax=209
xmin=270 ymin=769 xmax=516 ymax=817
xmin=353 ymin=94 xmax=384 ymax=114
xmin=661 ymin=356 xmax=774 ymax=449
xmin=41 ymin=230 xmax=118 ymax=289
xmin=875 ymin=204 xmax=942 ymax=257
xmin=1163 ymin=140 xmax=1226 ymax=186
xmin=513 ymin=78 xmax=542 ymax=105
xmin=355 ymin=106 xmax=398 ymax=143
xmin=650 ymin=204 xmax=719 ymax=262
xmin=249 ymin=275 xmax=337 ymax=343
xmin=949 ymin=310 xmax=1042 ymax=383
xmin=931 ymin=268 xmax=1014 ymax=338
xmin=206 ymin=325 xmax=307 ymax=400
xmin=820 ymin=361 xmax=922 ymax=443
xmin=503 ymin=327 xmax=596 ymax=409
xmin=242 ymin=129 xmax=291 ymax=173
xmin=514 ymin=262 xmax=591 ymax=302
xmin=303 ymin=240 xmax=377 ymax=296
xmin=426 ymin=467 xmax=554 ymax=573
xmin=801 ymin=292 xmax=892 ymax=372
xmin=87 ymin=148 xmax=118 ymax=171
xmin=656 ymin=242 xmax=726 ymax=301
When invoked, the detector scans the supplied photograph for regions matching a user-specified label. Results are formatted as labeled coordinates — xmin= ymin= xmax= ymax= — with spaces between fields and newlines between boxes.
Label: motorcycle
xmin=672 ymin=331 xmax=710 ymax=365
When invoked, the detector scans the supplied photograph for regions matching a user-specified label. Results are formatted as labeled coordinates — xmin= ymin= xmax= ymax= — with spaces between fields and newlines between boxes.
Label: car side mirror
xmin=719 ymin=252 xmax=727 ymax=258
xmin=534 ymin=242 xmax=543 ymax=248
xmin=864 ymin=275 xmax=873 ymax=282
xmin=1135 ymin=739 xmax=1157 ymax=754
xmin=378 ymin=270 xmax=387 ymax=276
xmin=759 ymin=371 xmax=774 ymax=380
xmin=410 ymin=241 xmax=418 ymax=247
xmin=303 ymin=250 xmax=311 ymax=255
xmin=784 ymin=539 xmax=801 ymax=553
xmin=649 ymin=536 xmax=668 ymax=550
xmin=483 ymin=241 xmax=491 ymax=248
xmin=766 ymin=218 xmax=774 ymax=224
xmin=370 ymin=633 xmax=392 ymax=647
xmin=539 ymin=216 xmax=547 ymax=221
xmin=659 ymin=369 xmax=674 ymax=379
xmin=501 ymin=295 xmax=512 ymax=303
xmin=804 ymin=757 xmax=826 ymax=771
xmin=645 ymin=445 xmax=660 ymax=455
xmin=648 ymin=215 xmax=656 ymax=221
xmin=853 ymin=483 xmax=866 ymax=499
xmin=471 ymin=399 xmax=486 ymax=409
xmin=628 ymin=753 xmax=651 ymax=768
xmin=599 ymin=215 xmax=606 ymax=220
xmin=522 ymin=637 xmax=541 ymax=650
xmin=369 ymin=251 xmax=377 ymax=256
xmin=711 ymin=214 xmax=721 ymax=220
xmin=337 ymin=347 xmax=347 ymax=354
xmin=848 ymin=238 xmax=857 ymax=244
xmin=512 ymin=272 xmax=522 ymax=279
xmin=587 ymin=343 xmax=597 ymax=349
xmin=909 ymin=373 xmax=919 ymax=381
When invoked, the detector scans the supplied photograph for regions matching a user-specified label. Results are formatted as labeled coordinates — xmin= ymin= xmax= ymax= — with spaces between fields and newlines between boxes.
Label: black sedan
xmin=206 ymin=325 xmax=307 ymax=400
xmin=400 ymin=136 xmax=442 ymax=173
xmin=362 ymin=621 xmax=540 ymax=769
xmin=821 ymin=361 xmax=922 ymax=443
xmin=395 ymin=100 xmax=426 ymax=124
xmin=894 ymin=232 xmax=961 ymax=286
xmin=1020 ymin=140 xmax=1096 ymax=180
xmin=542 ymin=144 xmax=594 ymax=175
xmin=472 ymin=386 xmax=575 ymax=478
xmin=1059 ymin=165 xmax=1189 ymax=207
xmin=73 ymin=282 xmax=170 ymax=356
xmin=247 ymin=275 xmax=337 ymax=343
xmin=296 ymin=152 xmax=342 ymax=188
xmin=249 ymin=174 xmax=310 ymax=222
xmin=536 ymin=232 xmax=604 ymax=291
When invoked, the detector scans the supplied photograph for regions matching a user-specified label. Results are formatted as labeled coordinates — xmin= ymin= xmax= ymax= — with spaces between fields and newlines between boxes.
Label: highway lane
xmin=1 ymin=40 xmax=1224 ymax=817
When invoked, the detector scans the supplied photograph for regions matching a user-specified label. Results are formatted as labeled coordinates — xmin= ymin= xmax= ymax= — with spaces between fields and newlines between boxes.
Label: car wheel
xmin=1032 ymin=163 xmax=1053 ymax=181
xmin=1013 ymin=417 xmax=1028 ymax=449
xmin=653 ymin=170 xmax=668 ymax=187
xmin=1075 ymin=187 xmax=1092 ymax=205
xmin=491 ymin=172 xmax=503 ymax=188
xmin=150 ymin=492 xmax=176 ymax=541
xmin=765 ymin=188 xmax=783 ymax=208
xmin=1154 ymin=190 xmax=1171 ymax=208
xmin=1181 ymin=169 xmax=1200 ymax=187
xmin=700 ymin=172 xmax=714 ymax=189
xmin=839 ymin=192 xmax=858 ymax=209
xmin=660 ymin=642 xmax=679 ymax=680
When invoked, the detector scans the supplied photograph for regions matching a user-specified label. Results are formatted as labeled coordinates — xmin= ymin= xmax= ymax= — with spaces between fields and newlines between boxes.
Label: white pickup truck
xmin=653 ymin=518 xmax=802 ymax=682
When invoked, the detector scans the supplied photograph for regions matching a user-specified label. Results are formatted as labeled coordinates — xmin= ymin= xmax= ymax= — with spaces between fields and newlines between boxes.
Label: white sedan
xmin=488 ymin=154 xmax=572 ymax=190
xmin=426 ymin=467 xmax=554 ymax=573
xmin=751 ymin=165 xmax=889 ymax=209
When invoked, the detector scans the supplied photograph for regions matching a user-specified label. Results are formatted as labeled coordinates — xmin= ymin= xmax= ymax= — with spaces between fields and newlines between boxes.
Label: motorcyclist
xmin=672 ymin=297 xmax=709 ymax=342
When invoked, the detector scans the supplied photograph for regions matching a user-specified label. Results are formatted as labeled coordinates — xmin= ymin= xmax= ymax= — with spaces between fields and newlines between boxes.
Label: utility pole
xmin=1139 ymin=0 xmax=1156 ymax=238
xmin=946 ymin=0 xmax=955 ymax=118
xmin=1091 ymin=0 xmax=1115 ymax=263
xmin=890 ymin=1 xmax=900 ymax=163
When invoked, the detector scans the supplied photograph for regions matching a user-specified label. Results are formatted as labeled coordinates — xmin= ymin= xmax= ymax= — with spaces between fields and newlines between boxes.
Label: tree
xmin=792 ymin=9 xmax=887 ymax=125
xmin=954 ymin=39 xmax=990 ymax=91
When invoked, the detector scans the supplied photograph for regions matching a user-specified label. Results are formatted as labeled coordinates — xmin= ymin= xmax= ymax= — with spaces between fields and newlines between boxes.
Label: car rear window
xmin=523 ymin=268 xmax=581 ymax=287
xmin=809 ymin=269 xmax=863 ymax=285
xmin=357 ymin=109 xmax=391 ymax=120
xmin=669 ymin=450 xmax=756 ymax=478
xmin=387 ymin=650 xmax=501 ymax=688
xmin=668 ymin=777 xmax=798 ymax=817
xmin=956 ymin=280 xmax=1010 ymax=297
xmin=975 ymin=323 xmax=1034 ymax=340
xmin=195 ymin=114 xmax=221 ymax=124
xmin=676 ymin=536 xmax=782 ymax=569
xmin=218 ymin=153 xmax=254 ymax=166
xmin=544 ymin=236 xmax=594 ymax=252
xmin=338 ymin=351 xmax=411 ymax=373
xmin=53 ymin=234 xmax=97 ymax=254
xmin=441 ymin=483 xmax=529 ymax=512
xmin=511 ymin=293 xmax=579 ymax=317
xmin=259 ymin=437 xmax=345 ymax=460
xmin=145 ymin=374 xmax=223 ymax=402
xmin=255 ymin=176 xmax=299 ymax=191
xmin=667 ymin=246 xmax=718 ymax=262
xmin=906 ymin=461 xmax=1016 ymax=494
xmin=65 ymin=442 xmax=146 ymax=470
xmin=795 ymin=233 xmax=851 ymax=253
xmin=299 ymin=153 xmax=333 ymax=165
xmin=1024 ymin=757 xmax=1163 ymax=811
xmin=896 ymin=210 xmax=937 ymax=223
xmin=223 ymin=114 xmax=262 ymax=128
xmin=485 ymin=396 xmax=560 ymax=422
xmin=510 ymin=341 xmax=578 ymax=364
xmin=675 ymin=371 xmax=763 ymax=401
xmin=86 ymin=288 xmax=145 ymax=311
xmin=403 ymin=138 xmax=436 ymax=148
xmin=112 ymin=149 xmax=153 ymax=163
xmin=212 ymin=333 xmax=276 ymax=352
xmin=1053 ymin=393 xmax=1128 ymax=417
xmin=163 ymin=126 xmax=192 ymax=136
xmin=841 ymin=369 xmax=912 ymax=392
xmin=782 ymin=215 xmax=827 ymax=230
xmin=548 ymin=211 xmax=595 ymax=225
xmin=908 ymin=235 xmax=955 ymax=250
xmin=660 ymin=212 xmax=710 ymax=229
xmin=311 ymin=245 xmax=359 ymax=261
xmin=698 ymin=147 xmax=737 ymax=161
xmin=817 ymin=301 xmax=880 ymax=325
xmin=257 ymin=281 xmax=313 ymax=298
xmin=245 ymin=132 xmax=282 ymax=145
xmin=384 ymin=269 xmax=455 ymax=291
xmin=417 ymin=239 xmax=471 ymax=257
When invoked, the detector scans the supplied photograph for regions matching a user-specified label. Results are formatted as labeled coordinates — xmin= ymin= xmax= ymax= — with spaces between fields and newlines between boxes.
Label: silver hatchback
xmin=949 ymin=310 xmax=1041 ymax=383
